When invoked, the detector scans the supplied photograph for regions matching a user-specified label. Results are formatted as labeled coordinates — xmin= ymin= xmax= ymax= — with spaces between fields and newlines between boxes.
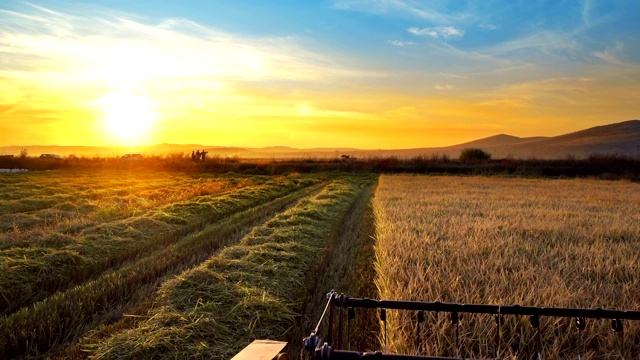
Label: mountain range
xmin=2 ymin=120 xmax=639 ymax=159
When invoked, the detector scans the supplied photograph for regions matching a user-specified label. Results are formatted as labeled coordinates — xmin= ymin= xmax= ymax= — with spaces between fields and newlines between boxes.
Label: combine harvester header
xmin=234 ymin=291 xmax=640 ymax=359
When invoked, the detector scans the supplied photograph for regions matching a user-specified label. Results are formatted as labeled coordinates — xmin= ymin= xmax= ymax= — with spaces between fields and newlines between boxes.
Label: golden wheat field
xmin=373 ymin=175 xmax=640 ymax=359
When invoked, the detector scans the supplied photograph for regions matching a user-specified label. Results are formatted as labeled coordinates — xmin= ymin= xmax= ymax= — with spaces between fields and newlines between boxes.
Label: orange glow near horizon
xmin=1 ymin=82 xmax=638 ymax=149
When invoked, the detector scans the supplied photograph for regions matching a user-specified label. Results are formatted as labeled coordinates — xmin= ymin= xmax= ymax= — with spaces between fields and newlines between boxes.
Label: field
xmin=1 ymin=170 xmax=639 ymax=359
xmin=0 ymin=169 xmax=378 ymax=358
xmin=373 ymin=175 xmax=640 ymax=358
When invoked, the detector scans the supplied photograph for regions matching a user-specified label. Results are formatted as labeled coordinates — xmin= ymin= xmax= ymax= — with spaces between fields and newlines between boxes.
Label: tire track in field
xmin=0 ymin=182 xmax=328 ymax=359
xmin=1 ymin=179 xmax=318 ymax=316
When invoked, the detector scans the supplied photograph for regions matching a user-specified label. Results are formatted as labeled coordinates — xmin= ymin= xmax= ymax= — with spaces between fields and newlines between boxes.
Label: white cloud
xmin=0 ymin=3 xmax=379 ymax=94
xmin=593 ymin=42 xmax=624 ymax=65
xmin=330 ymin=0 xmax=469 ymax=24
xmin=582 ymin=0 xmax=593 ymax=26
xmin=0 ymin=2 xmax=394 ymax=135
xmin=408 ymin=26 xmax=464 ymax=39
xmin=479 ymin=23 xmax=497 ymax=30
xmin=389 ymin=40 xmax=414 ymax=47
xmin=439 ymin=72 xmax=467 ymax=79
xmin=481 ymin=31 xmax=576 ymax=58
xmin=435 ymin=83 xmax=453 ymax=90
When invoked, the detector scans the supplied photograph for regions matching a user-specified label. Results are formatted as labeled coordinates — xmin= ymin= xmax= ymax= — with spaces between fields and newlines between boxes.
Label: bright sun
xmin=97 ymin=91 xmax=157 ymax=145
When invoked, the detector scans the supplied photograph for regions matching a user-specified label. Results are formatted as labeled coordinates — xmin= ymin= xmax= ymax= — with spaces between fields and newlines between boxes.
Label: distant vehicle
xmin=120 ymin=153 xmax=143 ymax=160
xmin=39 ymin=154 xmax=62 ymax=159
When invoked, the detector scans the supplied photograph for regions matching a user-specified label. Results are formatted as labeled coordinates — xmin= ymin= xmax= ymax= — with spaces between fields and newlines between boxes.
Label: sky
xmin=0 ymin=0 xmax=639 ymax=149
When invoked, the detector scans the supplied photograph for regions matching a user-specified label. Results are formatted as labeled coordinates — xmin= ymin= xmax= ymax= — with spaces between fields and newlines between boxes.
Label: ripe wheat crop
xmin=373 ymin=175 xmax=640 ymax=359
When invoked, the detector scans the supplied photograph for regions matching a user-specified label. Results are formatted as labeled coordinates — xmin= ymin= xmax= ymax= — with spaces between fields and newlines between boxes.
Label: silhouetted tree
xmin=459 ymin=148 xmax=491 ymax=162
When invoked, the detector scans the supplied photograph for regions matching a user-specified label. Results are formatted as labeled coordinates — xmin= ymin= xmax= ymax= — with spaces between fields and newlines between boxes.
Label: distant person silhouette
xmin=201 ymin=150 xmax=208 ymax=161
xmin=195 ymin=150 xmax=201 ymax=160
xmin=191 ymin=151 xmax=196 ymax=161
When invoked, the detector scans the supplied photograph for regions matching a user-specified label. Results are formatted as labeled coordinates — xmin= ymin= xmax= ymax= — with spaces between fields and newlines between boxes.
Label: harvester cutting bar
xmin=304 ymin=291 xmax=640 ymax=359
xmin=336 ymin=296 xmax=640 ymax=320
xmin=312 ymin=344 xmax=463 ymax=360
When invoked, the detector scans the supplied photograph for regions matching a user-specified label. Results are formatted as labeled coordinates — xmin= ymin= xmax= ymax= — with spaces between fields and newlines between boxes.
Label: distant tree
xmin=459 ymin=148 xmax=491 ymax=162
xmin=19 ymin=148 xmax=28 ymax=159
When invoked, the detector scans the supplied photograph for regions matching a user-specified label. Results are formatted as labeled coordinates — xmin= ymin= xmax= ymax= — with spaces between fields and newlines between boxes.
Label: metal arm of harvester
xmin=303 ymin=291 xmax=640 ymax=360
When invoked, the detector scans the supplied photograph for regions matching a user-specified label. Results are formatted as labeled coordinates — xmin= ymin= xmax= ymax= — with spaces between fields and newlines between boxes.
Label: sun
xmin=96 ymin=91 xmax=157 ymax=145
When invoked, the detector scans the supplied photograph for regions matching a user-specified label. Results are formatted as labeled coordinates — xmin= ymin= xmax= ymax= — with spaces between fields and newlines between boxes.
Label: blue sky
xmin=0 ymin=0 xmax=639 ymax=148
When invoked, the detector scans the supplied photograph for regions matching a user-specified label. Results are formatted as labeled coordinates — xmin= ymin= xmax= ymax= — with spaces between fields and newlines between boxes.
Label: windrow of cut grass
xmin=83 ymin=176 xmax=371 ymax=359
xmin=288 ymin=176 xmax=380 ymax=355
xmin=0 ymin=175 xmax=320 ymax=315
xmin=0 ymin=182 xmax=327 ymax=358
xmin=373 ymin=175 xmax=640 ymax=358
xmin=0 ymin=171 xmax=257 ymax=236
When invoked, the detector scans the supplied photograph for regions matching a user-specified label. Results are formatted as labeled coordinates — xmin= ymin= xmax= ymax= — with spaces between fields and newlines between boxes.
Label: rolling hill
xmin=1 ymin=120 xmax=638 ymax=159
xmin=349 ymin=120 xmax=640 ymax=159
xmin=453 ymin=119 xmax=640 ymax=159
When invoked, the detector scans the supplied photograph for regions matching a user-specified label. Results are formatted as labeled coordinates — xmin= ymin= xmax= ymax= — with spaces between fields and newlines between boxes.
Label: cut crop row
xmin=0 ymin=175 xmax=320 ymax=315
xmin=0 ymin=172 xmax=257 ymax=235
xmin=84 ymin=176 xmax=373 ymax=359
xmin=287 ymin=176 xmax=380 ymax=355
xmin=0 ymin=182 xmax=327 ymax=358
xmin=0 ymin=170 xmax=219 ymax=208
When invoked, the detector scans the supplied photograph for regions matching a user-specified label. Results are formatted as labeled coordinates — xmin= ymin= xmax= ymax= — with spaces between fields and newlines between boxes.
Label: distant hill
xmin=467 ymin=119 xmax=640 ymax=158
xmin=458 ymin=134 xmax=550 ymax=148
xmin=350 ymin=120 xmax=640 ymax=159
xmin=519 ymin=120 xmax=640 ymax=158
xmin=0 ymin=145 xmax=124 ymax=157
xmin=1 ymin=120 xmax=638 ymax=159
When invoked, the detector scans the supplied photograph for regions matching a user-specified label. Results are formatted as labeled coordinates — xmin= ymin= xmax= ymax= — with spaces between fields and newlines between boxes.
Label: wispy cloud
xmin=593 ymin=42 xmax=624 ymax=65
xmin=389 ymin=40 xmax=414 ymax=47
xmin=477 ymin=77 xmax=591 ymax=106
xmin=0 ymin=3 xmax=390 ymax=119
xmin=408 ymin=26 xmax=464 ymax=39
xmin=0 ymin=3 xmax=389 ymax=146
xmin=330 ymin=0 xmax=469 ymax=24
xmin=481 ymin=30 xmax=579 ymax=60
xmin=582 ymin=0 xmax=592 ymax=24
xmin=439 ymin=72 xmax=467 ymax=79
xmin=1 ymin=0 xmax=638 ymax=148
xmin=435 ymin=83 xmax=453 ymax=90
xmin=478 ymin=23 xmax=497 ymax=30
xmin=0 ymin=4 xmax=376 ymax=92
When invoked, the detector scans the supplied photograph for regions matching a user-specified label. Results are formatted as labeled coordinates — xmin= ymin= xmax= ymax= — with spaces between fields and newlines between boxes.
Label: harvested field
xmin=373 ymin=175 xmax=640 ymax=358
xmin=0 ymin=170 xmax=378 ymax=359
xmin=0 ymin=172 xmax=318 ymax=316
xmin=4 ymin=169 xmax=637 ymax=359
xmin=78 ymin=176 xmax=377 ymax=359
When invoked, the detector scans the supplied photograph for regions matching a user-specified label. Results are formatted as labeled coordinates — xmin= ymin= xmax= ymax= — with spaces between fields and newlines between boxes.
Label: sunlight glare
xmin=96 ymin=91 xmax=157 ymax=145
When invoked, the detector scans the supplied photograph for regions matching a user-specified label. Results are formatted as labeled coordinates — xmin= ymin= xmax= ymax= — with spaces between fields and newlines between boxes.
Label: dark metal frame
xmin=304 ymin=291 xmax=640 ymax=360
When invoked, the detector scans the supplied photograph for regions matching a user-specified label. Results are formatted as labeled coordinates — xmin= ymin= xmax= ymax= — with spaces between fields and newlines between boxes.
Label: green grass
xmin=1 ymin=173 xmax=320 ymax=315
xmin=82 ymin=176 xmax=371 ymax=359
xmin=0 ymin=171 xmax=257 ymax=234
xmin=0 ymin=182 xmax=327 ymax=358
